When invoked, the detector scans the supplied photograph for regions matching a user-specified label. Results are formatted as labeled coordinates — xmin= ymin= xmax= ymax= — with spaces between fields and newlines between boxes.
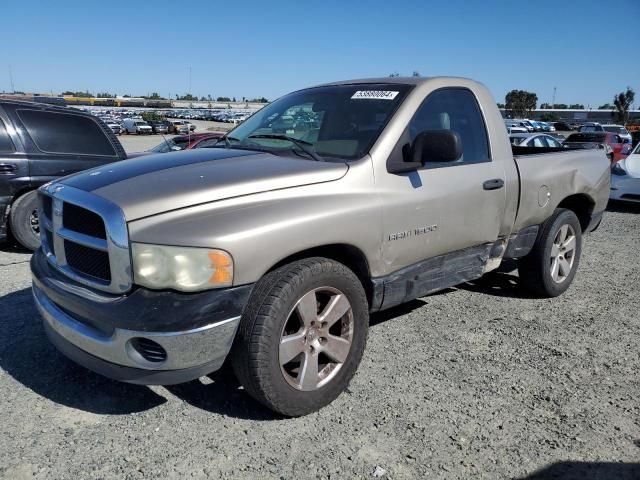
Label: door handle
xmin=0 ymin=163 xmax=17 ymax=174
xmin=483 ymin=178 xmax=504 ymax=190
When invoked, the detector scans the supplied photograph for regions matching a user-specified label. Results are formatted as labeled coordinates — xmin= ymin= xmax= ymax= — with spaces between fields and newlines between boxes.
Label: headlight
xmin=131 ymin=243 xmax=233 ymax=292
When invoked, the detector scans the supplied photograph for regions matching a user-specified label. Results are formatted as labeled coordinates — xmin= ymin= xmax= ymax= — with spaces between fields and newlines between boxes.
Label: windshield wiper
xmin=213 ymin=135 xmax=240 ymax=148
xmin=248 ymin=134 xmax=325 ymax=162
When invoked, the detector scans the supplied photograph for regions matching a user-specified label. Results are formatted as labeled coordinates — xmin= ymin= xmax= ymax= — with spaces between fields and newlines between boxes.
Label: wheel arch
xmin=266 ymin=243 xmax=373 ymax=307
xmin=556 ymin=194 xmax=595 ymax=232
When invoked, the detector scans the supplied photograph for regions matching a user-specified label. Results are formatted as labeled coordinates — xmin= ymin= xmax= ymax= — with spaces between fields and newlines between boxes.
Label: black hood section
xmin=60 ymin=148 xmax=258 ymax=192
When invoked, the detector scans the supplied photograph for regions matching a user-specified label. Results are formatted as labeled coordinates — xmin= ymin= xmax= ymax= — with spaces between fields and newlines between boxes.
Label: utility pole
xmin=552 ymin=87 xmax=556 ymax=109
xmin=188 ymin=66 xmax=192 ymax=96
xmin=9 ymin=65 xmax=15 ymax=93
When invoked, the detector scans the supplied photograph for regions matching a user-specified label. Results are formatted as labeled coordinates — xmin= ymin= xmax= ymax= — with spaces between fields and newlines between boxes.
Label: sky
xmin=2 ymin=0 xmax=639 ymax=107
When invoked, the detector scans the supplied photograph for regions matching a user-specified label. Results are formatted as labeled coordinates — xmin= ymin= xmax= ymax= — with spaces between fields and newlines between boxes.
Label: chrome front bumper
xmin=33 ymin=283 xmax=240 ymax=384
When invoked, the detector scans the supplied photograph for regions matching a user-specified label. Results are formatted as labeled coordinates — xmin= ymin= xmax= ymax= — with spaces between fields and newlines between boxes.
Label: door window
xmin=408 ymin=88 xmax=490 ymax=166
xmin=17 ymin=109 xmax=117 ymax=157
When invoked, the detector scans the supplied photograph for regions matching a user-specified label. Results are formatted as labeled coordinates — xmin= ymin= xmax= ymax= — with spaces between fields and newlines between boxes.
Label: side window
xmin=546 ymin=137 xmax=561 ymax=148
xmin=409 ymin=88 xmax=490 ymax=165
xmin=532 ymin=137 xmax=545 ymax=147
xmin=17 ymin=109 xmax=117 ymax=157
xmin=0 ymin=118 xmax=15 ymax=152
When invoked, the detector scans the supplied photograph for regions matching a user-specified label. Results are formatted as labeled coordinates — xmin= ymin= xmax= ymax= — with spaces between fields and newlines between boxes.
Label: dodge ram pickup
xmin=31 ymin=77 xmax=610 ymax=416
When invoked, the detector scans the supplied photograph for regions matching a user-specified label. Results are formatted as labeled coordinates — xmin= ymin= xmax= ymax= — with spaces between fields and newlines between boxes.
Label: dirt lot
xmin=0 ymin=203 xmax=639 ymax=480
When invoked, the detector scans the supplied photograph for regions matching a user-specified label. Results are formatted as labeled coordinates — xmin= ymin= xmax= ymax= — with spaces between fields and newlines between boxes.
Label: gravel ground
xmin=118 ymin=120 xmax=231 ymax=153
xmin=0 ymin=203 xmax=639 ymax=479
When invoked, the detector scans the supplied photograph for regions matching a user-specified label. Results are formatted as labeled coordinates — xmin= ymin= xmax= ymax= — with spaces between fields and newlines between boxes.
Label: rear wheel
xmin=9 ymin=191 xmax=41 ymax=251
xmin=231 ymin=257 xmax=369 ymax=416
xmin=518 ymin=208 xmax=582 ymax=297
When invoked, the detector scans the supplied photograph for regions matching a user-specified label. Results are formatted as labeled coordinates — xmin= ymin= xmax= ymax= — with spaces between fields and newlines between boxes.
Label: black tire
xmin=518 ymin=208 xmax=582 ymax=297
xmin=231 ymin=257 xmax=369 ymax=416
xmin=9 ymin=191 xmax=41 ymax=251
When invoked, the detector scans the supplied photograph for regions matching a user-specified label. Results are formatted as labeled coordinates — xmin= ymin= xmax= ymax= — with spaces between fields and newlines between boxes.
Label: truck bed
xmin=512 ymin=148 xmax=610 ymax=231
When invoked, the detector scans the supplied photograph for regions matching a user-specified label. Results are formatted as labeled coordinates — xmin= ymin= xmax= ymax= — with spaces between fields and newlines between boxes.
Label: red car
xmin=148 ymin=132 xmax=226 ymax=153
xmin=563 ymin=132 xmax=632 ymax=163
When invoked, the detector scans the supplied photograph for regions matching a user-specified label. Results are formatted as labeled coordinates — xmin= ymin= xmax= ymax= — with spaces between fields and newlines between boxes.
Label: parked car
xmin=538 ymin=122 xmax=556 ymax=132
xmin=509 ymin=133 xmax=563 ymax=148
xmin=505 ymin=120 xmax=528 ymax=134
xmin=147 ymin=132 xmax=226 ymax=153
xmin=563 ymin=132 xmax=632 ymax=162
xmin=123 ymin=118 xmax=153 ymax=134
xmin=167 ymin=120 xmax=189 ymax=134
xmin=0 ymin=99 xmax=128 ymax=250
xmin=602 ymin=124 xmax=632 ymax=145
xmin=610 ymin=142 xmax=640 ymax=203
xmin=105 ymin=120 xmax=122 ymax=135
xmin=147 ymin=121 xmax=169 ymax=134
xmin=31 ymin=77 xmax=609 ymax=416
xmin=553 ymin=122 xmax=574 ymax=131
xmin=578 ymin=122 xmax=605 ymax=133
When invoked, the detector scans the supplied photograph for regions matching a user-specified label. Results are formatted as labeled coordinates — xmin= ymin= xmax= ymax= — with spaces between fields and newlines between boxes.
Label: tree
xmin=505 ymin=90 xmax=537 ymax=118
xmin=176 ymin=93 xmax=196 ymax=101
xmin=216 ymin=96 xmax=231 ymax=102
xmin=232 ymin=97 xmax=236 ymax=102
xmin=412 ymin=71 xmax=420 ymax=77
xmin=569 ymin=103 xmax=584 ymax=109
xmin=540 ymin=103 xmax=553 ymax=109
xmin=96 ymin=92 xmax=115 ymax=98
xmin=61 ymin=90 xmax=93 ymax=98
xmin=598 ymin=103 xmax=613 ymax=110
xmin=496 ymin=103 xmax=505 ymax=109
xmin=141 ymin=111 xmax=165 ymax=122
xmin=389 ymin=72 xmax=400 ymax=77
xmin=613 ymin=87 xmax=635 ymax=124
xmin=554 ymin=103 xmax=568 ymax=109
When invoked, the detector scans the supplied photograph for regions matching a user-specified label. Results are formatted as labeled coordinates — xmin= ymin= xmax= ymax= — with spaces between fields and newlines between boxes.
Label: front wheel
xmin=518 ymin=208 xmax=582 ymax=297
xmin=9 ymin=191 xmax=41 ymax=251
xmin=231 ymin=257 xmax=369 ymax=416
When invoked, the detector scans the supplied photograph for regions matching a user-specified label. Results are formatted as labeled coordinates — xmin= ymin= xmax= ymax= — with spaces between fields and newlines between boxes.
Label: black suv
xmin=0 ymin=100 xmax=127 ymax=250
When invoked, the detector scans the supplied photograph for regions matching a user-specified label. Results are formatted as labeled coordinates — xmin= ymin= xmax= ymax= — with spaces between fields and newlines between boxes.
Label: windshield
xmin=148 ymin=138 xmax=189 ymax=153
xmin=226 ymin=83 xmax=412 ymax=160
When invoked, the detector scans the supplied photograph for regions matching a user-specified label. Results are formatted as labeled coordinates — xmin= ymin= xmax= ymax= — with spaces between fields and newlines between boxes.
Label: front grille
xmin=45 ymin=229 xmax=55 ymax=256
xmin=38 ymin=185 xmax=131 ymax=294
xmin=64 ymin=240 xmax=111 ymax=282
xmin=42 ymin=195 xmax=52 ymax=221
xmin=63 ymin=203 xmax=107 ymax=239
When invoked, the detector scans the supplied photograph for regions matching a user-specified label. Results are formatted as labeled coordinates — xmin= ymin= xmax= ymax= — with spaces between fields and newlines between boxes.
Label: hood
xmin=60 ymin=149 xmax=348 ymax=220
xmin=622 ymin=154 xmax=640 ymax=178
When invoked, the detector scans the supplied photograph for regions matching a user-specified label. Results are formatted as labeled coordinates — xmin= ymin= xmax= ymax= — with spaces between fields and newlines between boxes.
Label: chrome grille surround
xmin=38 ymin=183 xmax=132 ymax=294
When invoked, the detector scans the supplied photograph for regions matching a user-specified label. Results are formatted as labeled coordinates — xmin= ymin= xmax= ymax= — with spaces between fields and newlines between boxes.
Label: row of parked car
xmin=509 ymin=128 xmax=633 ymax=163
xmin=96 ymin=114 xmax=197 ymax=135
xmin=506 ymin=119 xmax=633 ymax=142
xmin=165 ymin=108 xmax=256 ymax=124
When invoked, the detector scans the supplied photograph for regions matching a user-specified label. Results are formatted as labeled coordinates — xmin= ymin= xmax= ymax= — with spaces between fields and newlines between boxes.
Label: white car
xmin=509 ymin=133 xmax=563 ymax=148
xmin=610 ymin=143 xmax=640 ymax=203
xmin=505 ymin=120 xmax=528 ymax=134
xmin=602 ymin=124 xmax=633 ymax=145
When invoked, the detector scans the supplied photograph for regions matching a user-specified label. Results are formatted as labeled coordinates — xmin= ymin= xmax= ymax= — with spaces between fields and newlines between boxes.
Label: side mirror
xmin=411 ymin=130 xmax=463 ymax=164
xmin=387 ymin=130 xmax=463 ymax=174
